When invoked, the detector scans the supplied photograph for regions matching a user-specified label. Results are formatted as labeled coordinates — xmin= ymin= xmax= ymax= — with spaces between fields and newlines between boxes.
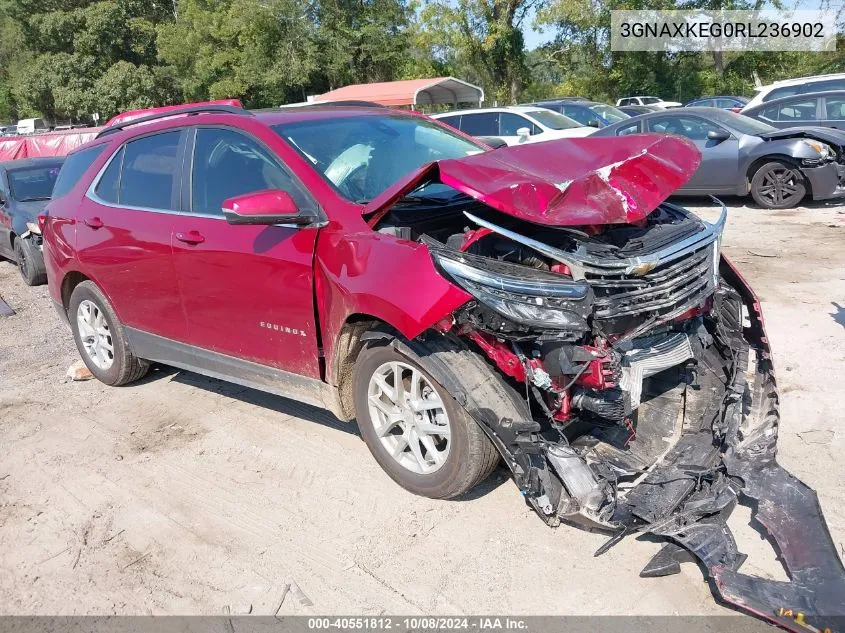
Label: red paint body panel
xmin=75 ymin=199 xmax=186 ymax=341
xmin=366 ymin=134 xmax=701 ymax=227
xmin=315 ymin=222 xmax=472 ymax=384
xmin=170 ymin=217 xmax=322 ymax=377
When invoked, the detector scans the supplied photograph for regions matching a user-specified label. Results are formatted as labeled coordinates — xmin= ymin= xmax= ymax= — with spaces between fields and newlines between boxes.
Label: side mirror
xmin=0 ymin=192 xmax=6 ymax=206
xmin=221 ymin=190 xmax=313 ymax=226
xmin=478 ymin=136 xmax=509 ymax=150
xmin=588 ymin=119 xmax=602 ymax=128
xmin=516 ymin=127 xmax=531 ymax=142
xmin=707 ymin=129 xmax=731 ymax=142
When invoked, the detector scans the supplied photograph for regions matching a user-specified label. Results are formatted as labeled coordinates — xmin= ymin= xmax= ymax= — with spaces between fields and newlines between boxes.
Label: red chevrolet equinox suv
xmin=43 ymin=104 xmax=845 ymax=626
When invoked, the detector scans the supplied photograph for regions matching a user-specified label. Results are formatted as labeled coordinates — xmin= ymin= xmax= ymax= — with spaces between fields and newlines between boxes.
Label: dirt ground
xmin=1 ymin=197 xmax=843 ymax=617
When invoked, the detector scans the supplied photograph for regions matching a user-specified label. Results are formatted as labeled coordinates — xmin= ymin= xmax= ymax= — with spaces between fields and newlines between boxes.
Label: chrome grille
xmin=589 ymin=243 xmax=717 ymax=322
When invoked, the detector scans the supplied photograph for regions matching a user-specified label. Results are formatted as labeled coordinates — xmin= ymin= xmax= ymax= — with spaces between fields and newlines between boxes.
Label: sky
xmin=523 ymin=24 xmax=554 ymax=51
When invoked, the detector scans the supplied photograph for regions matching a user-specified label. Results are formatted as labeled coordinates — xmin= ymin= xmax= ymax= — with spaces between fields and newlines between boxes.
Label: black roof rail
xmin=96 ymin=104 xmax=251 ymax=138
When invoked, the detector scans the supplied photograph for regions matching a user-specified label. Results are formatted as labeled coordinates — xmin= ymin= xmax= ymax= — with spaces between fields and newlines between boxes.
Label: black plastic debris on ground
xmin=0 ymin=296 xmax=14 ymax=316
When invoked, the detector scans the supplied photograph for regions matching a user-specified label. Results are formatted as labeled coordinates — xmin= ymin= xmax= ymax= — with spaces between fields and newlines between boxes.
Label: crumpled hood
xmin=365 ymin=134 xmax=701 ymax=227
xmin=757 ymin=126 xmax=845 ymax=147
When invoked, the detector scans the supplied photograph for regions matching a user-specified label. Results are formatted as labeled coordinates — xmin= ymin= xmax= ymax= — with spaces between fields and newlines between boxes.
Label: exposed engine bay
xmin=374 ymin=194 xmax=845 ymax=632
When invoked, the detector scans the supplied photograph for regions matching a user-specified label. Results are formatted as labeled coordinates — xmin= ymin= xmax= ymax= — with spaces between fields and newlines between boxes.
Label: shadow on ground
xmin=832 ymin=302 xmax=845 ymax=330
xmin=134 ymin=363 xmax=513 ymax=500
xmin=138 ymin=363 xmax=359 ymax=436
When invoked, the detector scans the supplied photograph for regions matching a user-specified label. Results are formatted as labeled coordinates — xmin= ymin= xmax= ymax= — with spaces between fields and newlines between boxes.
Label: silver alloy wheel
xmin=367 ymin=361 xmax=451 ymax=474
xmin=76 ymin=299 xmax=114 ymax=370
xmin=757 ymin=165 xmax=802 ymax=207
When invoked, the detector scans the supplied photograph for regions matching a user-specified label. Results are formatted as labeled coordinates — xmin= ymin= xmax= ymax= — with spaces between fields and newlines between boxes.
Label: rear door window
xmin=459 ymin=113 xmax=498 ymax=136
xmin=53 ymin=144 xmax=106 ymax=199
xmin=773 ymin=98 xmax=817 ymax=122
xmin=119 ymin=131 xmax=181 ymax=210
xmin=95 ymin=146 xmax=124 ymax=204
xmin=648 ymin=116 xmax=722 ymax=140
xmin=823 ymin=97 xmax=845 ymax=120
xmin=615 ymin=122 xmax=641 ymax=136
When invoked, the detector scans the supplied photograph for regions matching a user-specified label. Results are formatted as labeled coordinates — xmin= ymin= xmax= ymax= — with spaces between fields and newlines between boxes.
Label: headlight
xmin=431 ymin=249 xmax=592 ymax=331
xmin=802 ymin=140 xmax=833 ymax=160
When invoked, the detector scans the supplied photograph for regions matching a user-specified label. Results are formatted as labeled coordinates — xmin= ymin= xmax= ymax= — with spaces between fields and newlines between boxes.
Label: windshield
xmin=591 ymin=104 xmax=629 ymax=122
xmin=8 ymin=165 xmax=61 ymax=201
xmin=272 ymin=115 xmax=484 ymax=203
xmin=708 ymin=109 xmax=775 ymax=134
xmin=641 ymin=97 xmax=661 ymax=104
xmin=526 ymin=109 xmax=582 ymax=130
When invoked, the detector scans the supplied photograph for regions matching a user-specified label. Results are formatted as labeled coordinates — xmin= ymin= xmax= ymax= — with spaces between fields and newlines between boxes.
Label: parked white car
xmin=742 ymin=73 xmax=845 ymax=111
xmin=432 ymin=106 xmax=594 ymax=145
xmin=616 ymin=96 xmax=682 ymax=109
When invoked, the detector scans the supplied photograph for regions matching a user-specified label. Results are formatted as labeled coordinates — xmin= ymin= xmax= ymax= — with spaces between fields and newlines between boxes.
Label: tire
xmin=750 ymin=160 xmax=807 ymax=209
xmin=14 ymin=237 xmax=47 ymax=286
xmin=68 ymin=281 xmax=149 ymax=386
xmin=353 ymin=342 xmax=499 ymax=499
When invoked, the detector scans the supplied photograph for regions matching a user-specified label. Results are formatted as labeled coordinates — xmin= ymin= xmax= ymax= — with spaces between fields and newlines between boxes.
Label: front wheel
xmin=750 ymin=161 xmax=807 ymax=209
xmin=352 ymin=342 xmax=499 ymax=499
xmin=14 ymin=237 xmax=46 ymax=286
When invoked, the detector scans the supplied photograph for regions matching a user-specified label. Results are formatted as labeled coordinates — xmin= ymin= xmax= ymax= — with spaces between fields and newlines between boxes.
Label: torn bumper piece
xmin=627 ymin=432 xmax=845 ymax=631
xmin=713 ymin=462 xmax=845 ymax=632
xmin=613 ymin=369 xmax=845 ymax=632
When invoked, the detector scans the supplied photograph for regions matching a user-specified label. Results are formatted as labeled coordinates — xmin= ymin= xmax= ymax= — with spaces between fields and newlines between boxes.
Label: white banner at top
xmin=611 ymin=10 xmax=838 ymax=52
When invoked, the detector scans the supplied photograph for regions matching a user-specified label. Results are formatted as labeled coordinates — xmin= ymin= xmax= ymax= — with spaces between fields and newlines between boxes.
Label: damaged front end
xmin=369 ymin=137 xmax=845 ymax=631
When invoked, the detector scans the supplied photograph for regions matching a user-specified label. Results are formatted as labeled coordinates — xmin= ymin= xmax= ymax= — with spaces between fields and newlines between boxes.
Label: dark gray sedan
xmin=0 ymin=157 xmax=64 ymax=285
xmin=592 ymin=107 xmax=845 ymax=209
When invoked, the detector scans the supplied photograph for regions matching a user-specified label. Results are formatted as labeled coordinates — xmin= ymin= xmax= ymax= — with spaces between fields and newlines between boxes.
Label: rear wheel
xmin=68 ymin=281 xmax=149 ymax=386
xmin=353 ymin=342 xmax=498 ymax=499
xmin=14 ymin=237 xmax=46 ymax=286
xmin=750 ymin=160 xmax=807 ymax=209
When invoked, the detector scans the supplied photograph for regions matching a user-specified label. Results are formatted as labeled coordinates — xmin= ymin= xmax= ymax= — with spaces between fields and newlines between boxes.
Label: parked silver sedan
xmin=592 ymin=107 xmax=845 ymax=209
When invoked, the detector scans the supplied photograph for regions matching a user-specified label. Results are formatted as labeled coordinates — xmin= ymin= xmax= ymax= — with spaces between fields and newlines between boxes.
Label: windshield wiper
xmin=17 ymin=196 xmax=51 ymax=202
xmin=397 ymin=194 xmax=452 ymax=205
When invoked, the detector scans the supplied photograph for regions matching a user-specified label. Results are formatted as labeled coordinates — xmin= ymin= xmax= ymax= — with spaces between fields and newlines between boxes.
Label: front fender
xmin=744 ymin=138 xmax=821 ymax=167
xmin=315 ymin=227 xmax=471 ymax=385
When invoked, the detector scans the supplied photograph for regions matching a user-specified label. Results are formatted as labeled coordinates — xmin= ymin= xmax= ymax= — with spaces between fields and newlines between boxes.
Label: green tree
xmin=0 ymin=0 xmax=174 ymax=119
xmin=316 ymin=0 xmax=412 ymax=89
xmin=418 ymin=0 xmax=536 ymax=103
xmin=157 ymin=0 xmax=321 ymax=105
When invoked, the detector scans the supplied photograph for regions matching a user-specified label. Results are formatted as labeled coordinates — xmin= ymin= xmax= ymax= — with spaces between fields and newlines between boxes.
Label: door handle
xmin=84 ymin=217 xmax=104 ymax=229
xmin=175 ymin=230 xmax=205 ymax=245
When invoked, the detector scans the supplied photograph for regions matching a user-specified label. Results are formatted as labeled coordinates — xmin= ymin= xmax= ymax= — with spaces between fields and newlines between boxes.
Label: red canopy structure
xmin=316 ymin=77 xmax=484 ymax=108
xmin=0 ymin=100 xmax=247 ymax=162
xmin=0 ymin=128 xmax=101 ymax=161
